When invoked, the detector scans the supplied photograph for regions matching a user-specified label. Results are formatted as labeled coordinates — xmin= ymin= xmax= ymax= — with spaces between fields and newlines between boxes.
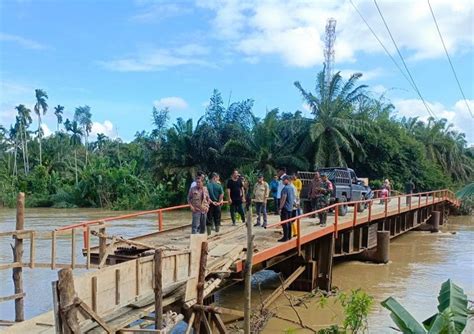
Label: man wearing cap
xmin=317 ymin=174 xmax=333 ymax=227
xmin=253 ymin=174 xmax=270 ymax=228
xmin=207 ymin=172 xmax=224 ymax=234
xmin=278 ymin=175 xmax=295 ymax=242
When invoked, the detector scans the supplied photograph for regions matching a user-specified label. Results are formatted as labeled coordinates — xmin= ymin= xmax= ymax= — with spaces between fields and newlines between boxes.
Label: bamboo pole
xmin=243 ymin=205 xmax=253 ymax=334
xmin=12 ymin=192 xmax=25 ymax=321
xmin=154 ymin=249 xmax=163 ymax=330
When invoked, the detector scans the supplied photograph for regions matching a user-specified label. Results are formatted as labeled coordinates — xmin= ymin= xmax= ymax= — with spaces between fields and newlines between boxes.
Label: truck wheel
xmin=357 ymin=195 xmax=365 ymax=213
xmin=338 ymin=196 xmax=348 ymax=216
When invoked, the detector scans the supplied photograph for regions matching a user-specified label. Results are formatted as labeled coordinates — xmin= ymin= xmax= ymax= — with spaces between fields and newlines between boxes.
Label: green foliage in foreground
xmin=381 ymin=279 xmax=471 ymax=333
xmin=1 ymin=68 xmax=473 ymax=209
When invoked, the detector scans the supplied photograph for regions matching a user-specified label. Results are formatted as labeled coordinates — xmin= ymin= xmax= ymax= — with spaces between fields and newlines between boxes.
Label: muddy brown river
xmin=1 ymin=208 xmax=473 ymax=333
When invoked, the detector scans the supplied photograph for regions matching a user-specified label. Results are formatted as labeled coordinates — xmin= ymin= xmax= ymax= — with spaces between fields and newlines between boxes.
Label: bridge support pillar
xmin=429 ymin=211 xmax=440 ymax=232
xmin=356 ymin=231 xmax=390 ymax=264
xmin=316 ymin=234 xmax=334 ymax=292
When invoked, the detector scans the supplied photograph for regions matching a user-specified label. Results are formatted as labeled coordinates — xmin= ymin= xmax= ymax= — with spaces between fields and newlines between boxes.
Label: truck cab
xmin=299 ymin=167 xmax=368 ymax=216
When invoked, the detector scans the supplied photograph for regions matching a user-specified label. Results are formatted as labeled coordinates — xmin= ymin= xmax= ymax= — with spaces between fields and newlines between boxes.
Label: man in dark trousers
xmin=207 ymin=172 xmax=224 ymax=234
xmin=226 ymin=169 xmax=246 ymax=226
xmin=278 ymin=175 xmax=295 ymax=242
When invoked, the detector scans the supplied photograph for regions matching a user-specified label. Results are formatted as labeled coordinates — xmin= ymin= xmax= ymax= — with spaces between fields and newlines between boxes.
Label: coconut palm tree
xmin=64 ymin=118 xmax=84 ymax=186
xmin=34 ymin=89 xmax=48 ymax=165
xmin=74 ymin=105 xmax=93 ymax=165
xmin=294 ymin=69 xmax=370 ymax=167
xmin=54 ymin=105 xmax=64 ymax=132
xmin=15 ymin=104 xmax=32 ymax=174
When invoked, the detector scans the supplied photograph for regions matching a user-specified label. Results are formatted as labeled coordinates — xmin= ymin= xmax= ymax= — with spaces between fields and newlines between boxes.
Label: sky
xmin=0 ymin=0 xmax=473 ymax=143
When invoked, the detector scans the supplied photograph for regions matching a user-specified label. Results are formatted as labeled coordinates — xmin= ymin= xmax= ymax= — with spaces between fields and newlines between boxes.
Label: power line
xmin=427 ymin=0 xmax=473 ymax=118
xmin=348 ymin=0 xmax=414 ymax=90
xmin=373 ymin=0 xmax=437 ymax=118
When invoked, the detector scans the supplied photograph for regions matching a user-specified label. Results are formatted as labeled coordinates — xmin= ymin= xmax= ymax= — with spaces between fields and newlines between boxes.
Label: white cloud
xmin=131 ymin=3 xmax=190 ymax=22
xmin=197 ymin=0 xmax=473 ymax=67
xmin=154 ymin=97 xmax=189 ymax=111
xmin=393 ymin=98 xmax=474 ymax=143
xmin=100 ymin=44 xmax=212 ymax=72
xmin=90 ymin=120 xmax=116 ymax=139
xmin=0 ymin=32 xmax=46 ymax=50
xmin=41 ymin=123 xmax=52 ymax=137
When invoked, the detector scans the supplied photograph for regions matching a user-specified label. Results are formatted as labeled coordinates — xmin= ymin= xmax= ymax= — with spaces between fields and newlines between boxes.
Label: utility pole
xmin=324 ymin=18 xmax=337 ymax=87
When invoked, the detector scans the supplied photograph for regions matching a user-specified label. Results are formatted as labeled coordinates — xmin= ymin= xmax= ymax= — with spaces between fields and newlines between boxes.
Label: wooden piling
xmin=193 ymin=241 xmax=208 ymax=334
xmin=243 ymin=206 xmax=253 ymax=334
xmin=99 ymin=226 xmax=107 ymax=265
xmin=375 ymin=231 xmax=390 ymax=263
xmin=57 ymin=268 xmax=80 ymax=333
xmin=154 ymin=249 xmax=163 ymax=330
xmin=12 ymin=192 xmax=25 ymax=322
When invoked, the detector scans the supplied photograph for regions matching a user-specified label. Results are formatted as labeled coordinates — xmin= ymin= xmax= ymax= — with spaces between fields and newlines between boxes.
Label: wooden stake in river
xmin=12 ymin=192 xmax=25 ymax=322
xmin=243 ymin=205 xmax=254 ymax=334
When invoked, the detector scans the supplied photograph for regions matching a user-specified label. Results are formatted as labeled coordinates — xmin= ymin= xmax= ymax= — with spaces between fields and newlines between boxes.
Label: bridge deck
xmin=90 ymin=194 xmax=443 ymax=272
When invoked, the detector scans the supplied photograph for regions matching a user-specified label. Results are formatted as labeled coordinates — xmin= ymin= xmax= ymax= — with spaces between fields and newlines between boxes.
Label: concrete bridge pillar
xmin=356 ymin=231 xmax=390 ymax=264
xmin=429 ymin=211 xmax=440 ymax=233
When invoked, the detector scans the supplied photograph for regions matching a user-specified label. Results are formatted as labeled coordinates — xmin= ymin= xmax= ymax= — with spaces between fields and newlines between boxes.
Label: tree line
xmin=0 ymin=69 xmax=472 ymax=209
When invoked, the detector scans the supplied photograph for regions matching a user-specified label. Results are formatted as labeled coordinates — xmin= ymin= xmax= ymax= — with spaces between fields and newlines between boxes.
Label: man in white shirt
xmin=276 ymin=167 xmax=287 ymax=214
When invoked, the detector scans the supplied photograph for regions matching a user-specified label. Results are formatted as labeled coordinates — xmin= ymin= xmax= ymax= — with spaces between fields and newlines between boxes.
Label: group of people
xmin=187 ymin=168 xmax=307 ymax=241
xmin=187 ymin=167 xmax=333 ymax=244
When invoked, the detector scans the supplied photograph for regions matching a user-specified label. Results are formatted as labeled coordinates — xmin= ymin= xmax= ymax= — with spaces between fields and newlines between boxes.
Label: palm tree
xmin=15 ymin=104 xmax=32 ymax=174
xmin=74 ymin=105 xmax=92 ymax=165
xmin=8 ymin=125 xmax=19 ymax=178
xmin=54 ymin=105 xmax=64 ymax=132
xmin=64 ymin=118 xmax=84 ymax=186
xmin=34 ymin=89 xmax=48 ymax=165
xmin=294 ymin=69 xmax=370 ymax=167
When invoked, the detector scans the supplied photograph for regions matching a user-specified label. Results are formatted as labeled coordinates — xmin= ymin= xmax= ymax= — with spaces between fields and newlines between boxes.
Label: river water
xmin=0 ymin=208 xmax=473 ymax=333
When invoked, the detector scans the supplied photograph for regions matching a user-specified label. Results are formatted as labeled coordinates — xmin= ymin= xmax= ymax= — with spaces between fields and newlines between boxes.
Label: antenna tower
xmin=324 ymin=18 xmax=337 ymax=87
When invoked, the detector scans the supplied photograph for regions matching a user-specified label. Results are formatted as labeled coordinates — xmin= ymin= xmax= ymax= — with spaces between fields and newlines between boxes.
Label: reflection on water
xmin=0 ymin=209 xmax=473 ymax=333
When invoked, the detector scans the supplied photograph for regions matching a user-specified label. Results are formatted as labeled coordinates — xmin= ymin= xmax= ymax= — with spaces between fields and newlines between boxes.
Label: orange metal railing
xmin=56 ymin=189 xmax=459 ymax=250
xmin=266 ymin=189 xmax=459 ymax=254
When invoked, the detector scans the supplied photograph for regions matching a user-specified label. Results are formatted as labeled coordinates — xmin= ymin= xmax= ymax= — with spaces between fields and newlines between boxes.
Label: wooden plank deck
xmin=88 ymin=194 xmax=443 ymax=271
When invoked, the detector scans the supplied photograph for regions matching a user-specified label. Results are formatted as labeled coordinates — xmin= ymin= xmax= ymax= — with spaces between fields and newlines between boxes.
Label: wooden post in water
xmin=12 ymin=192 xmax=25 ymax=322
xmin=99 ymin=225 xmax=107 ymax=265
xmin=154 ymin=249 xmax=163 ymax=330
xmin=243 ymin=206 xmax=253 ymax=334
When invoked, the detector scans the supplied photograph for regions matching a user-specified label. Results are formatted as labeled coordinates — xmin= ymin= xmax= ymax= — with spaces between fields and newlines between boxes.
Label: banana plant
xmin=381 ymin=279 xmax=471 ymax=333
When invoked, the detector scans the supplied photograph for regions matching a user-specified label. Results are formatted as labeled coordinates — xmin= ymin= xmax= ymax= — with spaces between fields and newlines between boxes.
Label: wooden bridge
xmin=0 ymin=189 xmax=460 ymax=333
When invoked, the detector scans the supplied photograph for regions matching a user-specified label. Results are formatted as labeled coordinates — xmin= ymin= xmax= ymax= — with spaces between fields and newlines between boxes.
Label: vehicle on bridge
xmin=298 ymin=167 xmax=370 ymax=216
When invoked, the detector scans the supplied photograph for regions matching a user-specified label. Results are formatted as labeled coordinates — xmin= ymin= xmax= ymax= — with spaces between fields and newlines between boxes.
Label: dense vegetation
xmin=0 ymin=69 xmax=472 ymax=209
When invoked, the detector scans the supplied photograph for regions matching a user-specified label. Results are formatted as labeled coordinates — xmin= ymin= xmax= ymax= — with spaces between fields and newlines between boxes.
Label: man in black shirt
xmin=226 ymin=169 xmax=246 ymax=225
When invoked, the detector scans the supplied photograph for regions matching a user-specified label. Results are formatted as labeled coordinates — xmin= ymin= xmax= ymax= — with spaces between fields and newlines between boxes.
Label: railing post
xmin=334 ymin=206 xmax=339 ymax=239
xmin=426 ymin=194 xmax=428 ymax=205
xmin=409 ymin=194 xmax=412 ymax=210
xmin=384 ymin=198 xmax=388 ymax=218
xmin=353 ymin=204 xmax=357 ymax=227
xmin=418 ymin=194 xmax=421 ymax=208
xmin=368 ymin=201 xmax=372 ymax=222
xmin=296 ymin=219 xmax=301 ymax=256
xmin=82 ymin=225 xmax=88 ymax=249
xmin=397 ymin=196 xmax=401 ymax=213
xmin=433 ymin=191 xmax=436 ymax=204
xmin=158 ymin=210 xmax=163 ymax=232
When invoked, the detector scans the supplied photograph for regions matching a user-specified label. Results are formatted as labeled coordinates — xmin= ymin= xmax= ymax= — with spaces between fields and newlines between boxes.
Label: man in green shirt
xmin=207 ymin=172 xmax=224 ymax=234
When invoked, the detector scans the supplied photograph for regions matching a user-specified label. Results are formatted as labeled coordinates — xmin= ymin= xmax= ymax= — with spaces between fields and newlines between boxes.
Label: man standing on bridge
xmin=278 ymin=175 xmax=295 ymax=242
xmin=318 ymin=174 xmax=333 ymax=227
xmin=207 ymin=173 xmax=224 ymax=234
xmin=253 ymin=174 xmax=269 ymax=228
xmin=226 ymin=169 xmax=246 ymax=226
xmin=188 ymin=177 xmax=210 ymax=234
xmin=405 ymin=179 xmax=415 ymax=206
